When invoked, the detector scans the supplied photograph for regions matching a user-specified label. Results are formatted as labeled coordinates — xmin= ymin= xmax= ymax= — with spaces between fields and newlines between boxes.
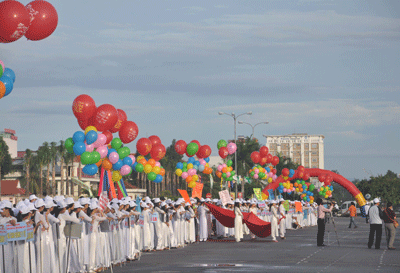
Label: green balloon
xmin=226 ymin=160 xmax=233 ymax=167
xmin=91 ymin=151 xmax=101 ymax=164
xmin=309 ymin=184 xmax=315 ymax=191
xmin=259 ymin=172 xmax=265 ymax=179
xmin=65 ymin=138 xmax=74 ymax=149
xmin=222 ymin=173 xmax=227 ymax=179
xmin=66 ymin=146 xmax=74 ymax=154
xmin=217 ymin=139 xmax=228 ymax=150
xmin=303 ymin=197 xmax=307 ymax=201
xmin=135 ymin=163 xmax=144 ymax=172
xmin=111 ymin=138 xmax=123 ymax=150
xmin=118 ymin=147 xmax=130 ymax=159
xmin=182 ymin=162 xmax=188 ymax=168
xmin=148 ymin=172 xmax=157 ymax=181
xmin=80 ymin=152 xmax=93 ymax=165
xmin=231 ymin=170 xmax=235 ymax=176
xmin=250 ymin=171 xmax=255 ymax=177
xmin=186 ymin=142 xmax=199 ymax=156
xmin=0 ymin=65 xmax=3 ymax=78
xmin=182 ymin=167 xmax=188 ymax=173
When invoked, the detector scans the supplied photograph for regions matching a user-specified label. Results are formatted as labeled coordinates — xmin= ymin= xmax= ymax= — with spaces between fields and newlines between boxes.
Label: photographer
xmin=316 ymin=198 xmax=334 ymax=247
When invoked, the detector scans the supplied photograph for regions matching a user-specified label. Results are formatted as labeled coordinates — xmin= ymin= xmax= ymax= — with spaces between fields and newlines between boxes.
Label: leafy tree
xmin=50 ymin=141 xmax=58 ymax=195
xmin=0 ymin=137 xmax=13 ymax=193
xmin=58 ymin=140 xmax=67 ymax=195
xmin=24 ymin=149 xmax=33 ymax=194
xmin=160 ymin=139 xmax=183 ymax=171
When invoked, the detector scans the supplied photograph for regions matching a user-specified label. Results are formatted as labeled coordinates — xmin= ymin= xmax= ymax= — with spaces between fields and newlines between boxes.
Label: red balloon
xmin=250 ymin=151 xmax=261 ymax=164
xmin=259 ymin=157 xmax=267 ymax=166
xmin=259 ymin=146 xmax=269 ymax=157
xmin=297 ymin=165 xmax=305 ymax=172
xmin=272 ymin=168 xmax=277 ymax=175
xmin=93 ymin=104 xmax=118 ymax=132
xmin=118 ymin=121 xmax=139 ymax=144
xmin=282 ymin=168 xmax=290 ymax=177
xmin=174 ymin=140 xmax=187 ymax=155
xmin=303 ymin=173 xmax=310 ymax=181
xmin=148 ymin=135 xmax=162 ymax=146
xmin=109 ymin=109 xmax=127 ymax=133
xmin=72 ymin=94 xmax=96 ymax=121
xmin=218 ymin=147 xmax=229 ymax=159
xmin=102 ymin=131 xmax=113 ymax=145
xmin=318 ymin=175 xmax=326 ymax=183
xmin=0 ymin=0 xmax=30 ymax=43
xmin=297 ymin=171 xmax=304 ymax=178
xmin=271 ymin=156 xmax=279 ymax=166
xmin=77 ymin=114 xmax=96 ymax=130
xmin=25 ymin=1 xmax=58 ymax=41
xmin=136 ymin=138 xmax=152 ymax=156
xmin=150 ymin=144 xmax=166 ymax=161
xmin=190 ymin=140 xmax=201 ymax=148
xmin=266 ymin=154 xmax=273 ymax=164
xmin=197 ymin=145 xmax=212 ymax=159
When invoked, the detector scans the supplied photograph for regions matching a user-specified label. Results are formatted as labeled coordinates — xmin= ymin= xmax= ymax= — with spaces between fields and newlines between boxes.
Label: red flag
xmin=99 ymin=191 xmax=109 ymax=211
xmin=192 ymin=183 xmax=204 ymax=199
xmin=178 ymin=189 xmax=191 ymax=204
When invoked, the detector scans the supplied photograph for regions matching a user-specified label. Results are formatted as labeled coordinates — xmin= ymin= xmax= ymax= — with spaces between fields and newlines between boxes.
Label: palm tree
xmin=41 ymin=142 xmax=52 ymax=194
xmin=63 ymin=152 xmax=75 ymax=195
xmin=24 ymin=149 xmax=33 ymax=195
xmin=50 ymin=141 xmax=58 ymax=195
xmin=36 ymin=146 xmax=48 ymax=196
xmin=58 ymin=140 xmax=66 ymax=196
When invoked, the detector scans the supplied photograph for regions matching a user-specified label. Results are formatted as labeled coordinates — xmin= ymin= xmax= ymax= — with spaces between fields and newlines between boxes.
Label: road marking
xmin=317 ymin=250 xmax=352 ymax=273
xmin=377 ymin=249 xmax=386 ymax=271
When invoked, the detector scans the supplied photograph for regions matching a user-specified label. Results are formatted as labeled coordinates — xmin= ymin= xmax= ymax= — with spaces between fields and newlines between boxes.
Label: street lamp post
xmin=218 ymin=111 xmax=252 ymax=198
xmin=238 ymin=121 xmax=269 ymax=139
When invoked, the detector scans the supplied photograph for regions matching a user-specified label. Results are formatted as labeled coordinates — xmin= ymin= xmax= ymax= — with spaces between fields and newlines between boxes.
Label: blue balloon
xmin=73 ymin=142 xmax=86 ymax=155
xmin=82 ymin=164 xmax=98 ymax=176
xmin=0 ymin=75 xmax=13 ymax=96
xmin=194 ymin=161 xmax=200 ymax=166
xmin=132 ymin=162 xmax=138 ymax=169
xmin=123 ymin=157 xmax=133 ymax=166
xmin=289 ymin=169 xmax=295 ymax=174
xmin=193 ymin=165 xmax=199 ymax=170
xmin=85 ymin=130 xmax=98 ymax=145
xmin=73 ymin=131 xmax=85 ymax=143
xmin=266 ymin=168 xmax=270 ymax=173
xmin=113 ymin=160 xmax=123 ymax=170
xmin=199 ymin=165 xmax=205 ymax=172
xmin=310 ymin=193 xmax=314 ymax=196
xmin=154 ymin=174 xmax=163 ymax=183
xmin=188 ymin=157 xmax=195 ymax=164
xmin=176 ymin=162 xmax=183 ymax=169
xmin=3 ymin=68 xmax=15 ymax=83
xmin=107 ymin=148 xmax=117 ymax=157
xmin=205 ymin=157 xmax=210 ymax=163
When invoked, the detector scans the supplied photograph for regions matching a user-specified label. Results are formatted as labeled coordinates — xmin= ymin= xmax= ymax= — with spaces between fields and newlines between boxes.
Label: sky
xmin=1 ymin=0 xmax=399 ymax=181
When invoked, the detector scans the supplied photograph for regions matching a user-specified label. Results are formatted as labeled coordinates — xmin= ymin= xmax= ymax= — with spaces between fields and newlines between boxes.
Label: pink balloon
xmin=120 ymin=165 xmax=131 ymax=176
xmin=254 ymin=169 xmax=259 ymax=174
xmin=222 ymin=164 xmax=227 ymax=168
xmin=96 ymin=146 xmax=108 ymax=159
xmin=199 ymin=159 xmax=206 ymax=165
xmin=128 ymin=155 xmax=136 ymax=164
xmin=273 ymin=175 xmax=277 ymax=180
xmin=181 ymin=172 xmax=188 ymax=179
xmin=226 ymin=172 xmax=231 ymax=177
xmin=269 ymin=172 xmax=273 ymax=177
xmin=85 ymin=143 xmax=94 ymax=152
xmin=155 ymin=162 xmax=161 ymax=167
xmin=188 ymin=169 xmax=196 ymax=176
xmin=254 ymin=174 xmax=259 ymax=179
xmin=109 ymin=152 xmax=119 ymax=164
xmin=0 ymin=60 xmax=4 ymax=72
xmin=217 ymin=165 xmax=223 ymax=172
xmin=227 ymin=142 xmax=237 ymax=155
xmin=94 ymin=134 xmax=107 ymax=148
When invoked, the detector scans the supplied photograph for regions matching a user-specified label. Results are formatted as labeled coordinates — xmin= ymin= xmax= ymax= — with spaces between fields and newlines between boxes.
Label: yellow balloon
xmin=152 ymin=166 xmax=161 ymax=174
xmin=310 ymin=200 xmax=314 ymax=204
xmin=137 ymin=155 xmax=144 ymax=162
xmin=175 ymin=169 xmax=183 ymax=176
xmin=144 ymin=164 xmax=152 ymax=174
xmin=187 ymin=163 xmax=194 ymax=170
xmin=205 ymin=163 xmax=209 ymax=168
xmin=295 ymin=188 xmax=299 ymax=192
xmin=112 ymin=171 xmax=121 ymax=182
xmin=268 ymin=177 xmax=272 ymax=183
xmin=85 ymin=126 xmax=97 ymax=135
xmin=188 ymin=181 xmax=196 ymax=188
xmin=192 ymin=174 xmax=199 ymax=181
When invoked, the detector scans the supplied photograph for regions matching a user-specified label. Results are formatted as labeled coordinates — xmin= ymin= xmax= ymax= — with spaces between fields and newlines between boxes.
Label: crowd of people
xmin=0 ymin=194 xmax=320 ymax=273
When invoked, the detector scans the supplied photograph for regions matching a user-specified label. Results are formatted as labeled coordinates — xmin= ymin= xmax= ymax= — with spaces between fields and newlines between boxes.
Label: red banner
xmin=178 ymin=189 xmax=191 ymax=204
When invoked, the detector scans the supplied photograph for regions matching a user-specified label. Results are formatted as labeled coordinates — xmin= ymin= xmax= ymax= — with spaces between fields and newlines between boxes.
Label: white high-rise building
xmin=264 ymin=133 xmax=324 ymax=169
xmin=0 ymin=129 xmax=18 ymax=159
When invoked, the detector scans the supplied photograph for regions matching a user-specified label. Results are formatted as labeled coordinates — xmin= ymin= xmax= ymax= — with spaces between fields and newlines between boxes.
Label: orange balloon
xmin=96 ymin=159 xmax=103 ymax=167
xmin=228 ymin=167 xmax=233 ymax=172
xmin=0 ymin=82 xmax=5 ymax=99
xmin=159 ymin=168 xmax=165 ymax=176
xmin=222 ymin=167 xmax=227 ymax=173
xmin=102 ymin=159 xmax=112 ymax=170
xmin=186 ymin=176 xmax=193 ymax=183
xmin=216 ymin=171 xmax=222 ymax=178
xmin=139 ymin=158 xmax=147 ymax=165
xmin=148 ymin=159 xmax=156 ymax=167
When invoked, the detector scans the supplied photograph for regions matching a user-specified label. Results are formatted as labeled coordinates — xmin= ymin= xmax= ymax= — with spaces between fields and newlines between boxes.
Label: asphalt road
xmin=107 ymin=217 xmax=400 ymax=273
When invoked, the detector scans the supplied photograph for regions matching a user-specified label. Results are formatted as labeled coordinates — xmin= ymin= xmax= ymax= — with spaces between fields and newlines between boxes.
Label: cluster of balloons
xmin=248 ymin=165 xmax=278 ymax=183
xmin=295 ymin=180 xmax=315 ymax=203
xmin=72 ymin=95 xmax=139 ymax=144
xmin=175 ymin=157 xmax=212 ymax=188
xmin=215 ymin=160 xmax=235 ymax=181
xmin=0 ymin=0 xmax=58 ymax=43
xmin=250 ymin=146 xmax=279 ymax=166
xmin=217 ymin=139 xmax=236 ymax=159
xmin=134 ymin=156 xmax=165 ymax=183
xmin=135 ymin=136 xmax=166 ymax=161
xmin=65 ymin=126 xmax=136 ymax=181
xmin=174 ymin=139 xmax=212 ymax=159
xmin=318 ymin=185 xmax=334 ymax=199
xmin=0 ymin=60 xmax=15 ymax=99
xmin=318 ymin=173 xmax=334 ymax=186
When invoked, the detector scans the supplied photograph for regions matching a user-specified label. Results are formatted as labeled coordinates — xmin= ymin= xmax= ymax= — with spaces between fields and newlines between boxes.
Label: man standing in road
xmin=316 ymin=198 xmax=334 ymax=247
xmin=346 ymin=202 xmax=358 ymax=228
xmin=368 ymin=198 xmax=383 ymax=249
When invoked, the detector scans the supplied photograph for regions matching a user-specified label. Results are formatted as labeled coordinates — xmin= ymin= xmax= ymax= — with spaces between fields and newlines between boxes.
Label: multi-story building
xmin=264 ymin=133 xmax=324 ymax=169
xmin=0 ymin=129 xmax=18 ymax=158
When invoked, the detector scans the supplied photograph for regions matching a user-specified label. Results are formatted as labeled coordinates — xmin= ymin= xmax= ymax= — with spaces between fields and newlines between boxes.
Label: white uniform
xmin=278 ymin=204 xmax=286 ymax=238
xmin=234 ymin=206 xmax=243 ymax=242
xmin=197 ymin=205 xmax=209 ymax=241
xmin=271 ymin=206 xmax=279 ymax=241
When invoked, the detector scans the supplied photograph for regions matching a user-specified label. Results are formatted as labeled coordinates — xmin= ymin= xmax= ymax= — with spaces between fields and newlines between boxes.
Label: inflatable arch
xmin=262 ymin=168 xmax=367 ymax=214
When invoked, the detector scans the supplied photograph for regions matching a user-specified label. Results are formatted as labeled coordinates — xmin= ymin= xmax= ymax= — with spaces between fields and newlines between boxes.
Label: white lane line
xmin=377 ymin=249 xmax=386 ymax=271
xmin=317 ymin=250 xmax=352 ymax=273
